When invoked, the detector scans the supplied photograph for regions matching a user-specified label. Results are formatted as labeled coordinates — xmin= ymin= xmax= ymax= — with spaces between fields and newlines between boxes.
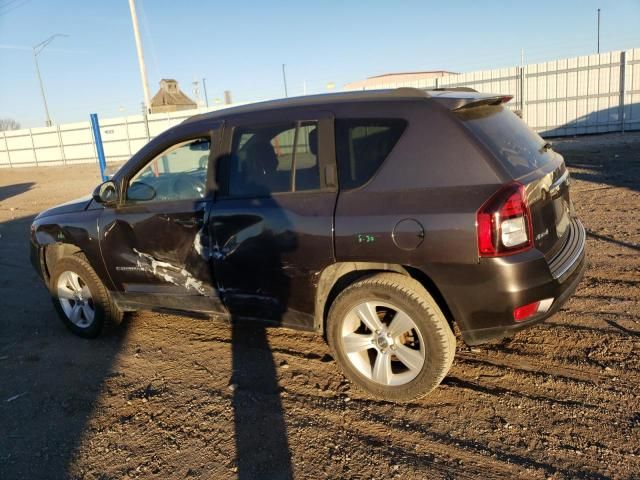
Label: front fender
xmin=30 ymin=210 xmax=114 ymax=290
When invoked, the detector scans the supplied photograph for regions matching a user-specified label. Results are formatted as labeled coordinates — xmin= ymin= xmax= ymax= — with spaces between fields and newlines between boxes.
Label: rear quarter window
xmin=335 ymin=118 xmax=407 ymax=190
xmin=456 ymin=105 xmax=551 ymax=178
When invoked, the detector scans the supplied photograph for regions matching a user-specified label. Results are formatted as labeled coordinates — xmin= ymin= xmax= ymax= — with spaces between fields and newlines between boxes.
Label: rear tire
xmin=327 ymin=273 xmax=455 ymax=401
xmin=49 ymin=253 xmax=122 ymax=338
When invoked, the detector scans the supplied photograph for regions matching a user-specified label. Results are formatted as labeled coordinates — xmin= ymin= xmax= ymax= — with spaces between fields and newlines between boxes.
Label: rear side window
xmin=456 ymin=105 xmax=550 ymax=178
xmin=336 ymin=119 xmax=407 ymax=190
xmin=226 ymin=121 xmax=320 ymax=197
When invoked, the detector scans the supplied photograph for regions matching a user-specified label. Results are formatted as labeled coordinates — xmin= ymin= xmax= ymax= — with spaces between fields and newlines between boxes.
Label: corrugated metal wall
xmin=1 ymin=48 xmax=639 ymax=168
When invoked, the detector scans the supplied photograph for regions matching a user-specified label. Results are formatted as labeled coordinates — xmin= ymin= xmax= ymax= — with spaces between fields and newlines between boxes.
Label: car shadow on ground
xmin=553 ymin=125 xmax=640 ymax=195
xmin=0 ymin=207 xmax=296 ymax=479
xmin=585 ymin=230 xmax=639 ymax=252
xmin=0 ymin=182 xmax=35 ymax=203
xmin=0 ymin=212 xmax=131 ymax=479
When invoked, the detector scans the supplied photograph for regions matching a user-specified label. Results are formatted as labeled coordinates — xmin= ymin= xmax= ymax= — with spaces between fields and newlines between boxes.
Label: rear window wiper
xmin=539 ymin=141 xmax=553 ymax=153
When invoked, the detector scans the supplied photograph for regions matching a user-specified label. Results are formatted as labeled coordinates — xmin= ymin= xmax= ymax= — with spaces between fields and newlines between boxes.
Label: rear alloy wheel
xmin=340 ymin=301 xmax=426 ymax=387
xmin=328 ymin=273 xmax=455 ymax=401
xmin=49 ymin=254 xmax=122 ymax=338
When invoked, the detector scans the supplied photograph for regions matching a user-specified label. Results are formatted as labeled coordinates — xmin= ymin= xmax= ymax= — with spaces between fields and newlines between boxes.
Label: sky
xmin=1 ymin=0 xmax=639 ymax=128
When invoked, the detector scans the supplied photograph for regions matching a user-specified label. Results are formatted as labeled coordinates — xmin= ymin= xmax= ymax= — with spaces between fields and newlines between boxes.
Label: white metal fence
xmin=1 ymin=48 xmax=639 ymax=169
xmin=349 ymin=48 xmax=640 ymax=137
xmin=0 ymin=105 xmax=233 ymax=168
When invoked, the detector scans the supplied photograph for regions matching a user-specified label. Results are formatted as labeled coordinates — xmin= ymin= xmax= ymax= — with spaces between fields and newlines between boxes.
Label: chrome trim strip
xmin=552 ymin=220 xmax=586 ymax=281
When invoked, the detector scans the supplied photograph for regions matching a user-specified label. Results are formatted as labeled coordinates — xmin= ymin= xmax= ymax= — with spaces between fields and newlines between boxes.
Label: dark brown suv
xmin=30 ymin=88 xmax=586 ymax=400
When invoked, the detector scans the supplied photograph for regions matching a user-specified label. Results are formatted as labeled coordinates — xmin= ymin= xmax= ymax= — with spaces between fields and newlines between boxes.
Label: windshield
xmin=456 ymin=105 xmax=551 ymax=178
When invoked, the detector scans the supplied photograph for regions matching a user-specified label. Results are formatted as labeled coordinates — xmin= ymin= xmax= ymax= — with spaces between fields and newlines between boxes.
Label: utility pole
xmin=141 ymin=102 xmax=150 ymax=141
xmin=192 ymin=79 xmax=201 ymax=106
xmin=520 ymin=48 xmax=526 ymax=115
xmin=282 ymin=64 xmax=288 ymax=97
xmin=597 ymin=8 xmax=601 ymax=54
xmin=33 ymin=34 xmax=68 ymax=127
xmin=128 ymin=0 xmax=151 ymax=113
xmin=202 ymin=78 xmax=209 ymax=107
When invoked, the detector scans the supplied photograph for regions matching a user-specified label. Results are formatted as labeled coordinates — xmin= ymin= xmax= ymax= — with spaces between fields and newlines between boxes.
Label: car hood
xmin=35 ymin=195 xmax=93 ymax=219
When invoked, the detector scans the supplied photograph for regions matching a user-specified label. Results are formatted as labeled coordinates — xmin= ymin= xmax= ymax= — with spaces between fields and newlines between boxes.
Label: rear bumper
xmin=459 ymin=253 xmax=586 ymax=344
xmin=429 ymin=218 xmax=587 ymax=345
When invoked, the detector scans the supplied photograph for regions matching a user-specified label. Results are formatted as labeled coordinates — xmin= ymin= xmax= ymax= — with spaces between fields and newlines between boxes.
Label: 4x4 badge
xmin=535 ymin=229 xmax=549 ymax=241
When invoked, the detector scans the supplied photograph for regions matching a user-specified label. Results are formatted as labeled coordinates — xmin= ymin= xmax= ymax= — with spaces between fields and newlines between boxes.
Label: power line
xmin=0 ymin=0 xmax=23 ymax=10
xmin=0 ymin=0 xmax=31 ymax=16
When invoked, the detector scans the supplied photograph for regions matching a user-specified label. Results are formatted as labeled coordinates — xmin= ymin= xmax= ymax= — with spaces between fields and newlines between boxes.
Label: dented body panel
xmin=211 ymin=192 xmax=335 ymax=329
xmin=30 ymin=206 xmax=109 ymax=288
xmin=97 ymin=198 xmax=225 ymax=313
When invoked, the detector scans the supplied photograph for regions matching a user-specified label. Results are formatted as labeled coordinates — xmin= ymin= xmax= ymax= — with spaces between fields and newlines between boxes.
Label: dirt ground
xmin=0 ymin=132 xmax=639 ymax=480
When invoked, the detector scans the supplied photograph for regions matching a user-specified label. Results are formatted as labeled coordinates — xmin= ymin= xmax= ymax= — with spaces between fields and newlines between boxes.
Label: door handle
xmin=324 ymin=164 xmax=337 ymax=188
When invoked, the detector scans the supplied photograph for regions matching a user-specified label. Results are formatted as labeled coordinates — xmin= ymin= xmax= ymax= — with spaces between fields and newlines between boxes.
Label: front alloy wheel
xmin=56 ymin=270 xmax=96 ymax=328
xmin=49 ymin=253 xmax=122 ymax=338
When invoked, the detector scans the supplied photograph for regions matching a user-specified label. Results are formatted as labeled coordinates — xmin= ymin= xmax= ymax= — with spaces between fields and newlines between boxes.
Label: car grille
xmin=548 ymin=218 xmax=586 ymax=283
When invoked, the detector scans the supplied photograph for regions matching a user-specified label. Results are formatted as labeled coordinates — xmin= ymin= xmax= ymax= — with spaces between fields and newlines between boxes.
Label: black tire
xmin=327 ymin=273 xmax=455 ymax=402
xmin=49 ymin=253 xmax=122 ymax=338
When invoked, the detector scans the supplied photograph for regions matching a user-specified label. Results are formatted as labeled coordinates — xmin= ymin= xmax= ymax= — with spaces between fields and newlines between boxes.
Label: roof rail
xmin=183 ymin=88 xmax=430 ymax=124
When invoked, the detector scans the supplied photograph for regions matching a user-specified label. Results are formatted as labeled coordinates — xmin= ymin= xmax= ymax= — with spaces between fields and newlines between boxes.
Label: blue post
xmin=90 ymin=113 xmax=107 ymax=181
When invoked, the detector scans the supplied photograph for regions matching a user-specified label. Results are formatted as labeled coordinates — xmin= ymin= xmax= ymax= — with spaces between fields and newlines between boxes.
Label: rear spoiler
xmin=431 ymin=87 xmax=478 ymax=93
xmin=427 ymin=89 xmax=513 ymax=111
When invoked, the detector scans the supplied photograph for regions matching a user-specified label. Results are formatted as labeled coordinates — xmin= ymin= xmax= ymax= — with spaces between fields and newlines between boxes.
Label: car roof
xmin=182 ymin=87 xmax=431 ymax=124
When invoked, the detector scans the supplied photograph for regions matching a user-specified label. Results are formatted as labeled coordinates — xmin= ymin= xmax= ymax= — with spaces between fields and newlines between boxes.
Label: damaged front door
xmin=99 ymin=128 xmax=225 ymax=314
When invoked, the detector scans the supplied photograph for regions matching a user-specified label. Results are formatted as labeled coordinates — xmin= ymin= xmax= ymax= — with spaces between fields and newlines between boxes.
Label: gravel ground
xmin=0 ymin=132 xmax=638 ymax=480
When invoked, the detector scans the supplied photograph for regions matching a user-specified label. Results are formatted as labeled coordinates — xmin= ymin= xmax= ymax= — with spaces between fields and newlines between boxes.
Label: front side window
xmin=227 ymin=121 xmax=320 ymax=197
xmin=128 ymin=138 xmax=210 ymax=202
xmin=335 ymin=119 xmax=407 ymax=190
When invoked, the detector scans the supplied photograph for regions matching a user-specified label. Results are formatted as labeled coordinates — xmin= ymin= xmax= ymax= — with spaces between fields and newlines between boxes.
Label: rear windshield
xmin=456 ymin=105 xmax=550 ymax=178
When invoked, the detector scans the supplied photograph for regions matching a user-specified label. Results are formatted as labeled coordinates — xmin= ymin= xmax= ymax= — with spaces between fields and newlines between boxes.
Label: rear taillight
xmin=476 ymin=182 xmax=533 ymax=257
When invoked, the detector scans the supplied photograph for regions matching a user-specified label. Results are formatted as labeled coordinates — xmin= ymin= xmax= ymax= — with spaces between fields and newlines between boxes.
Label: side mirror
xmin=92 ymin=181 xmax=118 ymax=205
xmin=127 ymin=181 xmax=156 ymax=202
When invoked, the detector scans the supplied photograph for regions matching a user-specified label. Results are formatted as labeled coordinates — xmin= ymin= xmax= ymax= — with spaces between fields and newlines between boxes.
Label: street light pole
xmin=282 ymin=64 xmax=288 ymax=98
xmin=597 ymin=8 xmax=601 ymax=54
xmin=202 ymin=77 xmax=209 ymax=107
xmin=33 ymin=34 xmax=68 ymax=127
xmin=128 ymin=0 xmax=151 ymax=113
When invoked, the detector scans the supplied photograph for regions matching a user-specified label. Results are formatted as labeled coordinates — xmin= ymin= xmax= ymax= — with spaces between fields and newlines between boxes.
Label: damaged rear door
xmin=98 ymin=121 xmax=225 ymax=313
xmin=211 ymin=109 xmax=337 ymax=329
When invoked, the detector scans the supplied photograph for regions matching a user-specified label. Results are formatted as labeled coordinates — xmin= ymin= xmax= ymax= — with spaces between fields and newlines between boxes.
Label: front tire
xmin=327 ymin=273 xmax=455 ymax=401
xmin=49 ymin=254 xmax=122 ymax=338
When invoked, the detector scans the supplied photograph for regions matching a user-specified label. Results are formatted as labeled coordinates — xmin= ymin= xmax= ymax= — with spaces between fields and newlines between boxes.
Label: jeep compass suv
xmin=30 ymin=88 xmax=586 ymax=401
